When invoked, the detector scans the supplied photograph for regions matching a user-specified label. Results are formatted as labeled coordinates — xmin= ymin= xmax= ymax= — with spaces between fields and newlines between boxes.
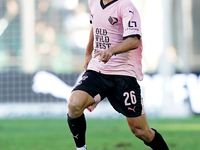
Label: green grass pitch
xmin=1 ymin=116 xmax=200 ymax=150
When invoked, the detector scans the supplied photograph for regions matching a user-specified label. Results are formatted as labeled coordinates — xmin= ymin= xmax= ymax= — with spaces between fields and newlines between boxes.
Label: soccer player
xmin=67 ymin=0 xmax=169 ymax=150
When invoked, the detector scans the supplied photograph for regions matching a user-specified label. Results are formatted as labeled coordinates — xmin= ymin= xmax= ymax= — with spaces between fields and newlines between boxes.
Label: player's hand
xmin=84 ymin=54 xmax=92 ymax=70
xmin=94 ymin=49 xmax=113 ymax=63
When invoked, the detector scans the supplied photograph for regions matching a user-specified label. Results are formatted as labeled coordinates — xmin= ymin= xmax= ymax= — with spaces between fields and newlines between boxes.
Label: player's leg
xmin=106 ymin=75 xmax=169 ymax=149
xmin=67 ymin=70 xmax=107 ymax=150
xmin=126 ymin=113 xmax=169 ymax=150
xmin=68 ymin=90 xmax=94 ymax=118
xmin=67 ymin=90 xmax=95 ymax=150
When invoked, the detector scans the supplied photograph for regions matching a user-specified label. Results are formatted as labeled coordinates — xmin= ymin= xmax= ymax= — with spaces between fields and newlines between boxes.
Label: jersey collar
xmin=100 ymin=0 xmax=118 ymax=9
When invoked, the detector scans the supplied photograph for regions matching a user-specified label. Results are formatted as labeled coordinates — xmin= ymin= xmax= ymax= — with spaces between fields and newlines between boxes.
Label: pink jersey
xmin=87 ymin=0 xmax=143 ymax=81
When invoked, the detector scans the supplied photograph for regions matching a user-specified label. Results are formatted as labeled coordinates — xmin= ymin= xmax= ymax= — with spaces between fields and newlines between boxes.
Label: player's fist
xmin=94 ymin=50 xmax=112 ymax=63
xmin=84 ymin=54 xmax=92 ymax=70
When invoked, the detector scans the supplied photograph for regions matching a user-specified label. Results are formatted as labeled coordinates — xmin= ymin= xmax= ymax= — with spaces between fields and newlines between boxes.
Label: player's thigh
xmin=68 ymin=90 xmax=95 ymax=114
xmin=107 ymin=75 xmax=143 ymax=117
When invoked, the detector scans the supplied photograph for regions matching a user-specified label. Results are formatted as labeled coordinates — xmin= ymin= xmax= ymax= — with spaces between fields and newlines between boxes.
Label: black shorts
xmin=72 ymin=70 xmax=145 ymax=117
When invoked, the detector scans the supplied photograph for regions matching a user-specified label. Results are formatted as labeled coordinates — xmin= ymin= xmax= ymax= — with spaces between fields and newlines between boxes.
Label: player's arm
xmin=84 ymin=27 xmax=94 ymax=70
xmin=110 ymin=35 xmax=139 ymax=55
xmin=94 ymin=36 xmax=139 ymax=63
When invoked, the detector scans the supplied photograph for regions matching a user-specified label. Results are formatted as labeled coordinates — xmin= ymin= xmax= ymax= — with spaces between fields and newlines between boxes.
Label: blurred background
xmin=0 ymin=0 xmax=200 ymax=118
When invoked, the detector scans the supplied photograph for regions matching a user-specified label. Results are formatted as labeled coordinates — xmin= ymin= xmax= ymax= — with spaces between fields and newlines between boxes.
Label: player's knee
xmin=68 ymin=97 xmax=84 ymax=117
xmin=129 ymin=126 xmax=146 ymax=138
xmin=131 ymin=128 xmax=154 ymax=143
xmin=131 ymin=128 xmax=145 ymax=139
xmin=134 ymin=130 xmax=145 ymax=139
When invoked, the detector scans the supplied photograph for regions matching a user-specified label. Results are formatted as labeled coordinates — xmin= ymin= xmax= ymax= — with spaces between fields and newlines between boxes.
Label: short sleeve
xmin=121 ymin=2 xmax=142 ymax=39
xmin=88 ymin=0 xmax=92 ymax=24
